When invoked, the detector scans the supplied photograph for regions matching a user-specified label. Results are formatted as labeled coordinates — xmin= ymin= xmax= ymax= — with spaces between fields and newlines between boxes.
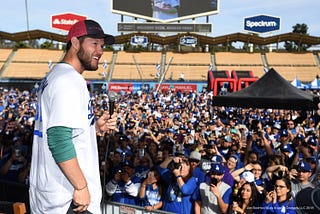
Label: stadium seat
xmin=0 ymin=201 xmax=26 ymax=214
xmin=265 ymin=52 xmax=319 ymax=81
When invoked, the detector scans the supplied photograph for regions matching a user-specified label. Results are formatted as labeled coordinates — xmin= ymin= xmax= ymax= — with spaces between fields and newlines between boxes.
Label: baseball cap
xmin=306 ymin=156 xmax=317 ymax=163
xmin=208 ymin=120 xmax=215 ymax=125
xmin=229 ymin=154 xmax=239 ymax=162
xmin=280 ymin=129 xmax=288 ymax=137
xmin=281 ymin=144 xmax=292 ymax=153
xmin=119 ymin=135 xmax=129 ymax=142
xmin=210 ymin=163 xmax=225 ymax=174
xmin=122 ymin=160 xmax=135 ymax=169
xmin=297 ymin=161 xmax=312 ymax=172
xmin=67 ymin=20 xmax=115 ymax=45
xmin=175 ymin=150 xmax=185 ymax=156
xmin=224 ymin=135 xmax=232 ymax=143
xmin=179 ymin=125 xmax=186 ymax=130
xmin=211 ymin=155 xmax=223 ymax=163
xmin=273 ymin=124 xmax=281 ymax=130
xmin=189 ymin=151 xmax=201 ymax=162
xmin=242 ymin=171 xmax=255 ymax=183
xmin=308 ymin=137 xmax=317 ymax=146
xmin=167 ymin=128 xmax=176 ymax=134
xmin=296 ymin=134 xmax=305 ymax=141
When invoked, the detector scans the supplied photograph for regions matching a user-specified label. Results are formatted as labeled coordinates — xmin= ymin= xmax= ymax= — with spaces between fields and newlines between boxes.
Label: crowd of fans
xmin=0 ymin=86 xmax=319 ymax=213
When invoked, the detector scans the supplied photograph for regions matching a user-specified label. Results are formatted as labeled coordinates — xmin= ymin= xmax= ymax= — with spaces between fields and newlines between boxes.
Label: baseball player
xmin=29 ymin=20 xmax=116 ymax=214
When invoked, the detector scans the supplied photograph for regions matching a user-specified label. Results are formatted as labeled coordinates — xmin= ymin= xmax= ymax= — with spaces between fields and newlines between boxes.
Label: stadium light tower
xmin=25 ymin=0 xmax=30 ymax=31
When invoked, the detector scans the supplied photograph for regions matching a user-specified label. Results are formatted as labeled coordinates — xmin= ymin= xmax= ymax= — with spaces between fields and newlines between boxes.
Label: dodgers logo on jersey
xmin=88 ymin=99 xmax=95 ymax=126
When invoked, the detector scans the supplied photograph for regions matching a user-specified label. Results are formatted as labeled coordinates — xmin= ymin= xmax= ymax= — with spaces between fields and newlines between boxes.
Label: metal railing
xmin=102 ymin=201 xmax=174 ymax=214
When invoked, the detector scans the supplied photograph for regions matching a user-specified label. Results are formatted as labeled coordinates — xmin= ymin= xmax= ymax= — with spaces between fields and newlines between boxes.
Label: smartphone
xmin=139 ymin=149 xmax=145 ymax=159
xmin=211 ymin=177 xmax=218 ymax=186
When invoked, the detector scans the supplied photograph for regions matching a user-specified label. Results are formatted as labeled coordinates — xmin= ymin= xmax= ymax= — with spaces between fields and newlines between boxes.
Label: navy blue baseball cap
xmin=211 ymin=155 xmax=223 ymax=163
xmin=210 ymin=163 xmax=225 ymax=174
xmin=296 ymin=134 xmax=305 ymax=141
xmin=281 ymin=144 xmax=293 ymax=153
xmin=308 ymin=137 xmax=317 ymax=146
xmin=297 ymin=161 xmax=312 ymax=172
xmin=280 ymin=129 xmax=288 ymax=137
xmin=122 ymin=161 xmax=135 ymax=168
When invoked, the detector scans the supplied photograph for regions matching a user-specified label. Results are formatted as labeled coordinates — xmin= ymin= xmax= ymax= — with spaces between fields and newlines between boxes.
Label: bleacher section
xmin=165 ymin=52 xmax=211 ymax=81
xmin=12 ymin=49 xmax=63 ymax=62
xmin=2 ymin=49 xmax=63 ymax=79
xmin=3 ymin=63 xmax=51 ymax=79
xmin=111 ymin=52 xmax=162 ymax=80
xmin=0 ymin=49 xmax=12 ymax=61
xmin=0 ymin=49 xmax=319 ymax=83
xmin=0 ymin=49 xmax=13 ymax=73
xmin=265 ymin=52 xmax=319 ymax=81
xmin=215 ymin=52 xmax=265 ymax=78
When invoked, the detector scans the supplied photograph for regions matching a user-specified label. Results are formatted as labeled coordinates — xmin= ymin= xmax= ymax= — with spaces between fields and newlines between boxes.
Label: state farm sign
xmin=51 ymin=13 xmax=87 ymax=31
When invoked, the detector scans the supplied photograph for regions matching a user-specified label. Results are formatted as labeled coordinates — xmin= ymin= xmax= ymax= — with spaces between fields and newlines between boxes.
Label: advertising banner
xmin=244 ymin=14 xmax=281 ymax=34
xmin=51 ymin=13 xmax=87 ymax=31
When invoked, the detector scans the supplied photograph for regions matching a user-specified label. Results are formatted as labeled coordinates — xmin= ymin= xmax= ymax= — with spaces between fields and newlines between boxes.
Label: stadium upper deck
xmin=0 ymin=49 xmax=319 ymax=83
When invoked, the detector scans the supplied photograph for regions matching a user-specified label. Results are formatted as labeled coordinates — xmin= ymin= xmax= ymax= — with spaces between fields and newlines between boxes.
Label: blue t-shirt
xmin=158 ymin=166 xmax=197 ymax=214
xmin=139 ymin=184 xmax=162 ymax=207
xmin=262 ymin=199 xmax=296 ymax=214
xmin=110 ymin=175 xmax=141 ymax=205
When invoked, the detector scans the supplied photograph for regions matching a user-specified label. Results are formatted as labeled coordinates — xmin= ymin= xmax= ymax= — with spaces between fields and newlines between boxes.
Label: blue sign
xmin=244 ymin=14 xmax=280 ymax=33
xmin=180 ymin=36 xmax=197 ymax=46
xmin=130 ymin=36 xmax=148 ymax=45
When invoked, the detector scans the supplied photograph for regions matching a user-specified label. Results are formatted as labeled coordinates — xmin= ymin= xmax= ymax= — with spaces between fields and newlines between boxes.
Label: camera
xmin=211 ymin=177 xmax=218 ymax=186
xmin=14 ymin=148 xmax=21 ymax=157
xmin=168 ymin=160 xmax=181 ymax=171
xmin=278 ymin=170 xmax=284 ymax=177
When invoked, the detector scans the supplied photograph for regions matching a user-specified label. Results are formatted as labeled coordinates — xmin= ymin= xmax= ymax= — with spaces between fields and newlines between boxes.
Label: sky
xmin=0 ymin=0 xmax=319 ymax=40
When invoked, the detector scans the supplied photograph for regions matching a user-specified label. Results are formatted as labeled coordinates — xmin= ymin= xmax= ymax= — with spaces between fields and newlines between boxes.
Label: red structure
xmin=231 ymin=70 xmax=258 ymax=90
xmin=207 ymin=70 xmax=237 ymax=95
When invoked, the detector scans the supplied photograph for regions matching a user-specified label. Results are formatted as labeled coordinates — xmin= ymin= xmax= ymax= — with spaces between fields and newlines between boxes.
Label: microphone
xmin=108 ymin=91 xmax=117 ymax=116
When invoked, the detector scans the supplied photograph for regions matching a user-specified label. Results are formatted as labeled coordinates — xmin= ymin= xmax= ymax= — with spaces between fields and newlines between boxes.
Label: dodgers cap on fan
xmin=297 ymin=161 xmax=312 ymax=172
xmin=67 ymin=20 xmax=115 ymax=45
xmin=242 ymin=171 xmax=255 ymax=183
xmin=281 ymin=144 xmax=293 ymax=153
xmin=210 ymin=163 xmax=225 ymax=174
xmin=211 ymin=155 xmax=223 ymax=163
xmin=189 ymin=151 xmax=201 ymax=162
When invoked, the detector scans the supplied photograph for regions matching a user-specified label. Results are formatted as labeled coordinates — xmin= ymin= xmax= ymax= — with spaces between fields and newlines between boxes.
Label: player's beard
xmin=77 ymin=46 xmax=98 ymax=71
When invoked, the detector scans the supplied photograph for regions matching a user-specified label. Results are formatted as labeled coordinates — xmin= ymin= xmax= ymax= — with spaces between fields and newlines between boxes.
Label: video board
xmin=111 ymin=0 xmax=219 ymax=23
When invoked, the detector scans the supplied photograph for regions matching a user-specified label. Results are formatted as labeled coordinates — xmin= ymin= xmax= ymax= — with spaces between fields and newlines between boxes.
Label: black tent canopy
xmin=212 ymin=68 xmax=319 ymax=110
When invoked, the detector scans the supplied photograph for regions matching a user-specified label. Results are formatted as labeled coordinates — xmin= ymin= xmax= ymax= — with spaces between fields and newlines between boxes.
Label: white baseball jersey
xmin=29 ymin=63 xmax=101 ymax=214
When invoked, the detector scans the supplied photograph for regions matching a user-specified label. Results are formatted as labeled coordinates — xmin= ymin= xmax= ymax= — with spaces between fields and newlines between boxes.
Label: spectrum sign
xmin=51 ymin=13 xmax=87 ymax=31
xmin=244 ymin=14 xmax=280 ymax=33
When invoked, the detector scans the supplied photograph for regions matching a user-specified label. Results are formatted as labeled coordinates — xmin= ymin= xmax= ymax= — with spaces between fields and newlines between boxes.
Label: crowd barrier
xmin=102 ymin=201 xmax=174 ymax=214
xmin=0 ymin=180 xmax=174 ymax=214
